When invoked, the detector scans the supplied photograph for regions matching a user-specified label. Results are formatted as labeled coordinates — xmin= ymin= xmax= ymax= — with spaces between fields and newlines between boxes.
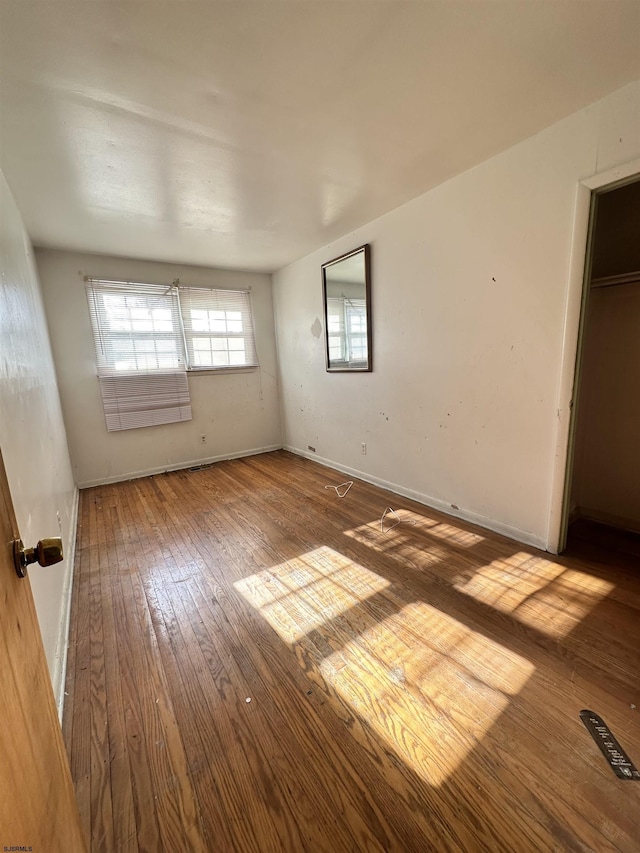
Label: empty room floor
xmin=63 ymin=451 xmax=640 ymax=851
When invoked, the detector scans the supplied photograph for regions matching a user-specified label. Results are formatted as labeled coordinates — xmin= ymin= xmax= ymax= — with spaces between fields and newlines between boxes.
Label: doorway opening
xmin=561 ymin=175 xmax=640 ymax=558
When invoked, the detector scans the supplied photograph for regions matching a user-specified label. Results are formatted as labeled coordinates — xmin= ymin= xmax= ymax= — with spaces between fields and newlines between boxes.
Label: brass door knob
xmin=12 ymin=537 xmax=64 ymax=578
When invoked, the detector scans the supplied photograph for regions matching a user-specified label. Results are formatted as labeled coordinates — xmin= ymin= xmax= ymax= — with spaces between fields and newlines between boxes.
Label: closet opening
xmin=562 ymin=175 xmax=640 ymax=558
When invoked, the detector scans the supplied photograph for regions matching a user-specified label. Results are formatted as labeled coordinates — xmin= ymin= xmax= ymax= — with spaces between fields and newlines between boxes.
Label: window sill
xmin=186 ymin=365 xmax=259 ymax=376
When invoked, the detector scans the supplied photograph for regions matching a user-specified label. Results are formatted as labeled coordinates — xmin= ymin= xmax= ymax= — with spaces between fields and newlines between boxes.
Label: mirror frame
xmin=321 ymin=243 xmax=372 ymax=373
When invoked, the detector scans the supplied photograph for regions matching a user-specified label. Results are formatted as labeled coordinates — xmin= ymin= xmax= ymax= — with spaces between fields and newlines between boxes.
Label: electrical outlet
xmin=361 ymin=442 xmax=367 ymax=455
xmin=200 ymin=434 xmax=207 ymax=444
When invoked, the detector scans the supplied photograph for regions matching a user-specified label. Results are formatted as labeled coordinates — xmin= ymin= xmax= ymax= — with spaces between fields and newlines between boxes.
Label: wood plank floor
xmin=63 ymin=450 xmax=640 ymax=852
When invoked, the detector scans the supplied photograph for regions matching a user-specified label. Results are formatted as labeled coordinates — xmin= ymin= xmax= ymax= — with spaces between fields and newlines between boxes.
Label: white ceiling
xmin=1 ymin=1 xmax=639 ymax=273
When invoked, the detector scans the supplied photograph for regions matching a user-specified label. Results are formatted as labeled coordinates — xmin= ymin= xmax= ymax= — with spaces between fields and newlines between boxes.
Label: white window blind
xmin=86 ymin=280 xmax=192 ymax=431
xmin=179 ymin=287 xmax=258 ymax=369
xmin=97 ymin=373 xmax=191 ymax=431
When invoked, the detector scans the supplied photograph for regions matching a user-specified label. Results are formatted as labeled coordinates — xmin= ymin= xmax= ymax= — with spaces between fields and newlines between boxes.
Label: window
xmin=86 ymin=281 xmax=191 ymax=431
xmin=86 ymin=280 xmax=259 ymax=432
xmin=87 ymin=282 xmax=186 ymax=374
xmin=179 ymin=287 xmax=258 ymax=369
xmin=326 ymin=297 xmax=367 ymax=367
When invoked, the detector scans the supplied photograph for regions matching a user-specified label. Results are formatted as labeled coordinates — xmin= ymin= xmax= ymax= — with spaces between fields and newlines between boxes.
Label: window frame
xmin=86 ymin=279 xmax=259 ymax=377
xmin=178 ymin=286 xmax=259 ymax=372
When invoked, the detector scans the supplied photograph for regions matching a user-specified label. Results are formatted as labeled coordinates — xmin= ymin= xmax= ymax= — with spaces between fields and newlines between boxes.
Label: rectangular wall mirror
xmin=322 ymin=243 xmax=372 ymax=372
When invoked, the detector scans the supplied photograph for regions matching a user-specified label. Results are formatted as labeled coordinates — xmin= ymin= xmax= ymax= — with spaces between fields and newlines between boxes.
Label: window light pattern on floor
xmin=453 ymin=553 xmax=614 ymax=639
xmin=318 ymin=601 xmax=534 ymax=787
xmin=235 ymin=541 xmax=534 ymax=789
xmin=234 ymin=546 xmax=390 ymax=644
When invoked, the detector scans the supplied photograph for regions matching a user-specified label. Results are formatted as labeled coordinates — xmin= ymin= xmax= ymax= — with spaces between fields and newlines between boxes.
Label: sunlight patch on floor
xmin=235 ymin=542 xmax=539 ymax=787
xmin=234 ymin=546 xmax=390 ymax=644
xmin=409 ymin=514 xmax=486 ymax=547
xmin=320 ymin=601 xmax=534 ymax=787
xmin=454 ymin=553 xmax=615 ymax=638
xmin=345 ymin=511 xmax=484 ymax=548
xmin=343 ymin=524 xmax=449 ymax=569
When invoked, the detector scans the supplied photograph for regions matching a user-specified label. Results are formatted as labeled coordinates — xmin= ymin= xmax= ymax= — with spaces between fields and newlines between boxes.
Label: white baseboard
xmin=77 ymin=444 xmax=284 ymax=489
xmin=53 ymin=485 xmax=79 ymax=721
xmin=285 ymin=445 xmax=547 ymax=552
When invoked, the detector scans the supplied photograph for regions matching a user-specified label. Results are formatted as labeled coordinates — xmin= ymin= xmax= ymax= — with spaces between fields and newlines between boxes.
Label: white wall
xmin=0 ymin=172 xmax=77 ymax=710
xmin=273 ymin=80 xmax=640 ymax=551
xmin=37 ymin=250 xmax=282 ymax=487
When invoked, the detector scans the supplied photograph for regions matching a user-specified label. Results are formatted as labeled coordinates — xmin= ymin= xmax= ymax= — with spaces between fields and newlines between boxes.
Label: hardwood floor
xmin=568 ymin=517 xmax=640 ymax=560
xmin=63 ymin=450 xmax=640 ymax=852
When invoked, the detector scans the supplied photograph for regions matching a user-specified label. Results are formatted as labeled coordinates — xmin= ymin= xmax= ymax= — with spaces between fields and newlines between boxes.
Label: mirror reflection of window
xmin=327 ymin=297 xmax=367 ymax=366
xmin=327 ymin=298 xmax=345 ymax=362
xmin=322 ymin=244 xmax=371 ymax=372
